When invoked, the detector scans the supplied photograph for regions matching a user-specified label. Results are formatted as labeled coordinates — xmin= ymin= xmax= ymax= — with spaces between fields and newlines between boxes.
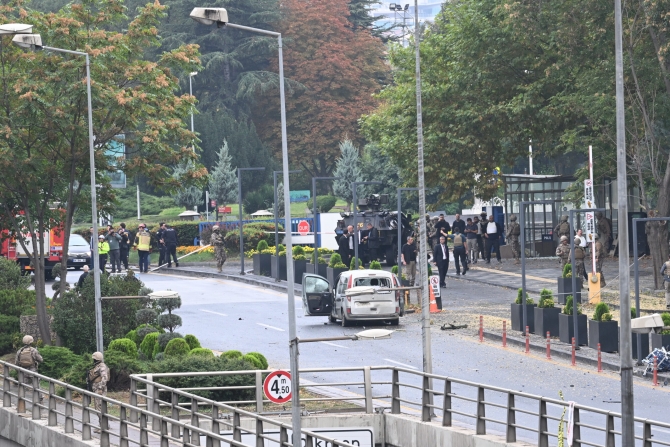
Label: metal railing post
xmin=139 ymin=413 xmax=149 ymax=446
xmin=256 ymin=370 xmax=264 ymax=413
xmin=31 ymin=375 xmax=40 ymax=420
xmin=146 ymin=374 xmax=158 ymax=430
xmin=537 ymin=398 xmax=548 ymax=447
xmin=605 ymin=413 xmax=615 ymax=447
xmin=100 ymin=399 xmax=110 ymax=447
xmin=506 ymin=393 xmax=516 ymax=443
xmin=82 ymin=393 xmax=91 ymax=441
xmin=476 ymin=386 xmax=486 ymax=435
xmin=256 ymin=419 xmax=265 ymax=447
xmin=442 ymin=379 xmax=452 ymax=427
xmin=643 ymin=420 xmax=652 ymax=447
xmin=573 ymin=407 xmax=581 ymax=447
xmin=305 ymin=434 xmax=314 ymax=447
xmin=363 ymin=367 xmax=373 ymax=413
xmin=3 ymin=364 xmax=10 ymax=407
xmin=233 ymin=411 xmax=242 ymax=442
xmin=171 ymin=392 xmax=181 ymax=438
xmin=17 ymin=370 xmax=25 ymax=413
xmin=421 ymin=375 xmax=431 ymax=422
xmin=161 ymin=420 xmax=170 ymax=447
xmin=391 ymin=369 xmax=400 ymax=414
xmin=129 ymin=377 xmax=138 ymax=423
xmin=191 ymin=398 xmax=201 ymax=446
xmin=48 ymin=382 xmax=57 ymax=426
xmin=65 ymin=388 xmax=74 ymax=433
xmin=210 ymin=405 xmax=221 ymax=447
xmin=280 ymin=426 xmax=289 ymax=447
xmin=120 ymin=407 xmax=129 ymax=447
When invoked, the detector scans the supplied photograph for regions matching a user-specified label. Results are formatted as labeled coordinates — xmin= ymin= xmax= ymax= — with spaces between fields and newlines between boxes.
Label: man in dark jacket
xmin=432 ymin=236 xmax=449 ymax=288
xmin=433 ymin=214 xmax=451 ymax=245
xmin=162 ymin=224 xmax=179 ymax=267
xmin=156 ymin=222 xmax=166 ymax=267
xmin=452 ymin=214 xmax=466 ymax=234
xmin=483 ymin=215 xmax=503 ymax=264
xmin=338 ymin=230 xmax=351 ymax=267
xmin=118 ymin=223 xmax=133 ymax=271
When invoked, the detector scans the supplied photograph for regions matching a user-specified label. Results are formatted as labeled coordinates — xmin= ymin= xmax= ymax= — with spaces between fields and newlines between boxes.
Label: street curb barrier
xmin=152 ymin=267 xmax=300 ymax=294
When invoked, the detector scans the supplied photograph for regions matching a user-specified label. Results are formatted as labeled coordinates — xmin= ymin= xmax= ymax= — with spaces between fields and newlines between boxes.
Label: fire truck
xmin=0 ymin=221 xmax=65 ymax=280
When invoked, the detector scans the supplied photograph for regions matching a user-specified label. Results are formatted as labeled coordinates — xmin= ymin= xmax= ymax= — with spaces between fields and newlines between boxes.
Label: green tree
xmin=209 ymin=140 xmax=237 ymax=206
xmin=173 ymin=163 xmax=203 ymax=209
xmin=333 ymin=140 xmax=362 ymax=210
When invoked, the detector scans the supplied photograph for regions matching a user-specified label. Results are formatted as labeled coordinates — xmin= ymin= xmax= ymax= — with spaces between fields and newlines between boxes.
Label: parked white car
xmin=302 ymin=269 xmax=404 ymax=326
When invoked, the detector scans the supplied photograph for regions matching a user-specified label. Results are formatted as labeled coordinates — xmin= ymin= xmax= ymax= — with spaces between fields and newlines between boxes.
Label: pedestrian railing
xmin=133 ymin=365 xmax=670 ymax=447
xmin=0 ymin=360 xmax=356 ymax=447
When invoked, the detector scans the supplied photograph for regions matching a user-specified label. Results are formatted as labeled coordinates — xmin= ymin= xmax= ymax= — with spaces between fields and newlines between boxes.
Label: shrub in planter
xmin=369 ymin=261 xmax=382 ymax=270
xmin=253 ymin=240 xmax=272 ymax=276
xmin=534 ymin=289 xmax=560 ymax=336
xmin=589 ymin=303 xmax=618 ymax=352
xmin=651 ymin=312 xmax=670 ymax=350
xmin=257 ymin=240 xmax=269 ymax=251
xmin=349 ymin=257 xmax=363 ymax=270
xmin=140 ymin=332 xmax=159 ymax=360
xmin=37 ymin=346 xmax=81 ymax=380
xmin=511 ymin=288 xmax=536 ymax=332
xmin=184 ymin=334 xmax=201 ymax=350
xmin=559 ymin=296 xmax=587 ymax=345
xmin=329 ymin=253 xmax=342 ymax=267
xmin=271 ymin=252 xmax=287 ymax=281
xmin=293 ymin=246 xmax=305 ymax=256
xmin=294 ymin=255 xmax=308 ymax=283
xmin=246 ymin=352 xmax=269 ymax=369
xmin=164 ymin=338 xmax=191 ymax=358
xmin=557 ymin=263 xmax=581 ymax=304
xmin=189 ymin=348 xmax=214 ymax=358
xmin=327 ymin=263 xmax=348 ymax=286
xmin=108 ymin=338 xmax=139 ymax=359
xmin=391 ymin=265 xmax=399 ymax=274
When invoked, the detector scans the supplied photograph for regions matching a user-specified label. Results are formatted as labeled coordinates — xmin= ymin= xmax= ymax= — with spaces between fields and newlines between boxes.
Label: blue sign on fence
xmin=289 ymin=190 xmax=310 ymax=203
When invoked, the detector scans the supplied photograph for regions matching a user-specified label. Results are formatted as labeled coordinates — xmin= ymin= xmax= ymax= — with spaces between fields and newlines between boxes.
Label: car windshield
xmin=69 ymin=234 xmax=89 ymax=247
xmin=355 ymin=277 xmax=391 ymax=288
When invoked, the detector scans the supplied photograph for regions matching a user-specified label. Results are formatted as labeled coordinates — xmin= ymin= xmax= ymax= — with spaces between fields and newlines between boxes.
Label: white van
xmin=302 ymin=269 xmax=403 ymax=326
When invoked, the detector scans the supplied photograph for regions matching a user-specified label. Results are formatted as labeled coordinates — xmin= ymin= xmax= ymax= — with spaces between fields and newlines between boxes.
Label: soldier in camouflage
xmin=594 ymin=234 xmax=606 ymax=287
xmin=571 ymin=237 xmax=586 ymax=281
xmin=555 ymin=235 xmax=570 ymax=267
xmin=15 ymin=335 xmax=43 ymax=400
xmin=88 ymin=352 xmax=109 ymax=433
xmin=506 ymin=215 xmax=521 ymax=264
xmin=595 ymin=212 xmax=612 ymax=255
xmin=554 ymin=215 xmax=570 ymax=240
xmin=660 ymin=253 xmax=670 ymax=309
xmin=210 ymin=225 xmax=227 ymax=272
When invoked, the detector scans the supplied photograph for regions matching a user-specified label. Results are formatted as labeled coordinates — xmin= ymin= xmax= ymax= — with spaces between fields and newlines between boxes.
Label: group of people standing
xmin=336 ymin=222 xmax=380 ymax=267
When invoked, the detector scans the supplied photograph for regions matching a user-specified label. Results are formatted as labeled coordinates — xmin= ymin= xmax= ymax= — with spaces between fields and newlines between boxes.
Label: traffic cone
xmin=429 ymin=283 xmax=440 ymax=313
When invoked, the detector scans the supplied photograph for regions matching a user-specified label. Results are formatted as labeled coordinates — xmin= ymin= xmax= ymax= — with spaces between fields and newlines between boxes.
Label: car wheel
xmin=341 ymin=313 xmax=351 ymax=327
xmin=329 ymin=313 xmax=337 ymax=323
xmin=389 ymin=318 xmax=400 ymax=326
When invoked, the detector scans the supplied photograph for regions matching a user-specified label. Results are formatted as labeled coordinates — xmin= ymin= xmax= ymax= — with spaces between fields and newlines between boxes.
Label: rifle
xmin=86 ymin=369 xmax=100 ymax=392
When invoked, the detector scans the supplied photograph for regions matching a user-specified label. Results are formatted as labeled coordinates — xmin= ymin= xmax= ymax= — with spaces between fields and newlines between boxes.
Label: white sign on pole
xmin=215 ymin=427 xmax=374 ymax=447
xmin=584 ymin=212 xmax=596 ymax=242
xmin=584 ymin=180 xmax=595 ymax=208
xmin=430 ymin=275 xmax=441 ymax=297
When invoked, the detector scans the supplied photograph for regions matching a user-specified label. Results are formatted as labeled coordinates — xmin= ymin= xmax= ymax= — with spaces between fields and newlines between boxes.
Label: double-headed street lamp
xmin=189 ymin=7 xmax=302 ymax=440
xmin=352 ymin=181 xmax=382 ymax=269
xmin=237 ymin=167 xmax=265 ymax=275
xmin=11 ymin=31 xmax=103 ymax=353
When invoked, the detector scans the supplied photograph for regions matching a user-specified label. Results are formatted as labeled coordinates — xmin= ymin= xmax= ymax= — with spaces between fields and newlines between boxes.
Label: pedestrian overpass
xmin=1 ymin=360 xmax=668 ymax=446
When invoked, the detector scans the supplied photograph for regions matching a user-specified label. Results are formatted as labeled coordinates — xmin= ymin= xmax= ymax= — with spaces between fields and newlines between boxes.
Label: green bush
xmin=661 ymin=312 xmax=670 ymax=327
xmin=427 ymin=263 xmax=432 ymax=276
xmin=136 ymin=325 xmax=160 ymax=344
xmin=189 ymin=348 xmax=214 ymax=358
xmin=329 ymin=253 xmax=342 ymax=268
xmin=139 ymin=332 xmax=159 ymax=360
xmin=562 ymin=296 xmax=582 ymax=315
xmin=221 ymin=350 xmax=243 ymax=360
xmin=349 ymin=257 xmax=363 ymax=270
xmin=164 ymin=338 xmax=190 ymax=358
xmin=157 ymin=314 xmax=182 ymax=333
xmin=246 ymin=352 xmax=268 ymax=369
xmin=631 ymin=307 xmax=637 ymax=319
xmin=592 ymin=302 xmax=610 ymax=322
xmin=108 ymin=338 xmax=138 ymax=359
xmin=224 ymin=226 xmax=276 ymax=253
xmin=333 ymin=262 xmax=347 ymax=268
xmin=538 ymin=289 xmax=554 ymax=308
xmin=157 ymin=332 xmax=184 ymax=354
xmin=369 ymin=261 xmax=382 ymax=270
xmin=59 ymin=351 xmax=145 ymax=391
xmin=0 ymin=314 xmax=19 ymax=334
xmin=125 ymin=330 xmax=138 ymax=347
xmin=293 ymin=245 xmax=305 ymax=256
xmin=242 ymin=353 xmax=263 ymax=369
xmin=184 ymin=334 xmax=201 ymax=350
xmin=257 ymin=240 xmax=269 ymax=251
xmin=59 ymin=354 xmax=92 ymax=389
xmin=150 ymin=356 xmax=257 ymax=402
xmin=514 ymin=288 xmax=534 ymax=305
xmin=0 ymin=257 xmax=30 ymax=290
xmin=136 ymin=308 xmax=158 ymax=326
xmin=562 ymin=263 xmax=572 ymax=278
xmin=391 ymin=265 xmax=399 ymax=274
xmin=36 ymin=346 xmax=81 ymax=380
xmin=0 ymin=289 xmax=36 ymax=317
xmin=316 ymin=195 xmax=337 ymax=213
xmin=293 ymin=254 xmax=307 ymax=261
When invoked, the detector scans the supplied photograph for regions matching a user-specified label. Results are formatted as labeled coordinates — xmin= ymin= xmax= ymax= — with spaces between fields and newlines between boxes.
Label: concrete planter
xmin=252 ymin=254 xmax=272 ymax=276
xmin=588 ymin=320 xmax=619 ymax=353
xmin=327 ymin=267 xmax=348 ymax=286
xmin=510 ymin=303 xmax=536 ymax=333
xmin=650 ymin=333 xmax=670 ymax=350
xmin=293 ymin=259 xmax=308 ymax=284
xmin=306 ymin=263 xmax=328 ymax=277
xmin=632 ymin=333 xmax=650 ymax=360
xmin=556 ymin=277 xmax=582 ymax=304
xmin=558 ymin=313 xmax=587 ymax=345
xmin=270 ymin=255 xmax=287 ymax=281
xmin=534 ymin=306 xmax=561 ymax=337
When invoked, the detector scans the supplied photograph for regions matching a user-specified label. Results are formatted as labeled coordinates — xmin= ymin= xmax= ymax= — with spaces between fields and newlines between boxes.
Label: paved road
xmin=58 ymin=269 xmax=670 ymax=445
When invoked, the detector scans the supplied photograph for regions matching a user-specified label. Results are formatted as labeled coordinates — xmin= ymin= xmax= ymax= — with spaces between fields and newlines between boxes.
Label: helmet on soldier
xmin=560 ymin=235 xmax=568 ymax=242
xmin=212 ymin=225 xmax=219 ymax=231
xmin=510 ymin=215 xmax=517 ymax=221
xmin=22 ymin=335 xmax=33 ymax=345
xmin=595 ymin=211 xmax=603 ymax=218
xmin=594 ymin=233 xmax=599 ymax=239
xmin=574 ymin=237 xmax=581 ymax=245
xmin=92 ymin=352 xmax=103 ymax=362
xmin=561 ymin=215 xmax=568 ymax=222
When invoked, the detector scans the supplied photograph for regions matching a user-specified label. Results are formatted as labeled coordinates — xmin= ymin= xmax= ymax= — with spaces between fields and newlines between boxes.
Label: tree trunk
xmin=30 ymin=232 xmax=52 ymax=345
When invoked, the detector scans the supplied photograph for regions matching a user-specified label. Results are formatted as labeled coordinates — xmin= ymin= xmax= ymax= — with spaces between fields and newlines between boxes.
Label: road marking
xmin=321 ymin=342 xmax=349 ymax=349
xmin=257 ymin=323 xmax=285 ymax=332
xmin=200 ymin=309 xmax=227 ymax=317
xmin=384 ymin=359 xmax=418 ymax=369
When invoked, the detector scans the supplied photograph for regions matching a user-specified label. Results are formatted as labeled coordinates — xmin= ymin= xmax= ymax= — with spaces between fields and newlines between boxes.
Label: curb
xmin=152 ymin=267 xmax=301 ymax=294
xmin=483 ymin=330 xmax=670 ymax=382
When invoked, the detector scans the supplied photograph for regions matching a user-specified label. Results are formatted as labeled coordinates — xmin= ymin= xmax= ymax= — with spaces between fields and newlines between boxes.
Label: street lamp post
xmin=188 ymin=71 xmax=197 ymax=147
xmin=12 ymin=33 xmax=104 ymax=353
xmin=519 ymin=200 xmax=552 ymax=333
xmin=632 ymin=217 xmax=668 ymax=363
xmin=352 ymin=181 xmax=382 ymax=269
xmin=237 ymin=167 xmax=265 ymax=275
xmin=312 ymin=177 xmax=340 ymax=265
xmin=274 ymin=170 xmax=301 ymax=279
xmin=189 ymin=7 xmax=300 ymax=441
xmin=397 ymin=188 xmax=419 ymax=268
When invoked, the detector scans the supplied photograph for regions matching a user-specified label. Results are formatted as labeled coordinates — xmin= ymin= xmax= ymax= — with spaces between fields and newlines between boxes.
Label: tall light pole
xmin=237 ymin=167 xmax=265 ymax=275
xmin=397 ymin=187 xmax=419 ymax=268
xmin=352 ymin=181 xmax=381 ymax=269
xmin=188 ymin=71 xmax=197 ymax=152
xmin=614 ymin=0 xmax=634 ymax=439
xmin=12 ymin=33 xmax=104 ymax=353
xmin=189 ymin=7 xmax=300 ymax=441
xmin=312 ymin=177 xmax=340 ymax=265
xmin=413 ymin=0 xmax=432 ymax=378
xmin=274 ymin=169 xmax=301 ymax=279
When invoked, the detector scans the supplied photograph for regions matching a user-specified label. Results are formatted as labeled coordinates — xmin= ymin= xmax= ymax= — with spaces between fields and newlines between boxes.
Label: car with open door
xmin=302 ymin=273 xmax=334 ymax=317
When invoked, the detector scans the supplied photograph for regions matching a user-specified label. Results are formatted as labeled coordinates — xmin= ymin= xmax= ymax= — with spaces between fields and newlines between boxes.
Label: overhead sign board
xmin=263 ymin=370 xmax=292 ymax=404
xmin=216 ymin=427 xmax=374 ymax=447
xmin=584 ymin=180 xmax=594 ymax=208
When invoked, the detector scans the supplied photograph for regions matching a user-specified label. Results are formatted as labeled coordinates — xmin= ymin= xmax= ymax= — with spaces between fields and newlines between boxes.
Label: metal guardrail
xmin=0 ymin=361 xmax=355 ymax=447
xmin=133 ymin=366 xmax=670 ymax=447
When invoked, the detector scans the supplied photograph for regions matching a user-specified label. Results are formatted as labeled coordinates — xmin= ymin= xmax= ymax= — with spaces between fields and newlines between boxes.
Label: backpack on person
xmin=559 ymin=222 xmax=569 ymax=234
xmin=512 ymin=224 xmax=520 ymax=236
xmin=18 ymin=347 xmax=34 ymax=368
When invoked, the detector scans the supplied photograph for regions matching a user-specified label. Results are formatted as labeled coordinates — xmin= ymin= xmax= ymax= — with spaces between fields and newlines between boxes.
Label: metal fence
xmin=133 ymin=365 xmax=670 ymax=447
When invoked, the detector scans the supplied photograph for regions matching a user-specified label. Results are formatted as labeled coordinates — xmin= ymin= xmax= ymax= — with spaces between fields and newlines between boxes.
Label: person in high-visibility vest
xmin=98 ymin=235 xmax=110 ymax=273
xmin=134 ymin=223 xmax=152 ymax=273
